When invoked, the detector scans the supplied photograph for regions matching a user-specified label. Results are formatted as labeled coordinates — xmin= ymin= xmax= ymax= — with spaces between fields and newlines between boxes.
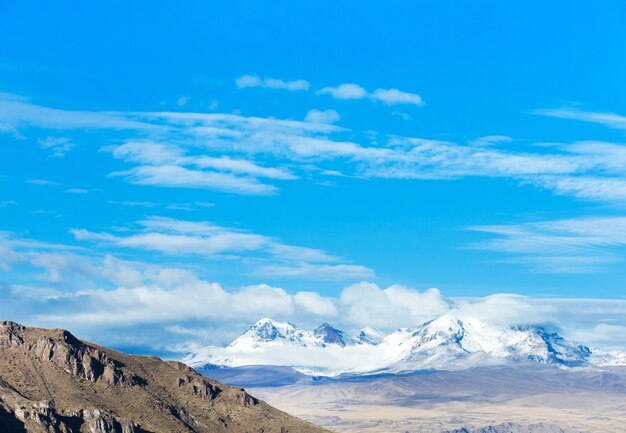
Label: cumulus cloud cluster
xmin=234 ymin=75 xmax=424 ymax=106
xmin=319 ymin=83 xmax=424 ymax=106
xmin=235 ymin=75 xmax=310 ymax=91
xmin=304 ymin=109 xmax=340 ymax=124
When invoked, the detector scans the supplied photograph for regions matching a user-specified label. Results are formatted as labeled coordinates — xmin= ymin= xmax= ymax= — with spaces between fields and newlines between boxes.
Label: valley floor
xmin=244 ymin=366 xmax=626 ymax=433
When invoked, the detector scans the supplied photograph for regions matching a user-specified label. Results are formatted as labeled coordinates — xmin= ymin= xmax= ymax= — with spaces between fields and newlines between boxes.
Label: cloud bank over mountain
xmin=2 ymin=221 xmax=626 ymax=356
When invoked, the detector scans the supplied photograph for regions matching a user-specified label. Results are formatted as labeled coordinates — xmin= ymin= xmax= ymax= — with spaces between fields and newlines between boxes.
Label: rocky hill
xmin=0 ymin=321 xmax=331 ymax=433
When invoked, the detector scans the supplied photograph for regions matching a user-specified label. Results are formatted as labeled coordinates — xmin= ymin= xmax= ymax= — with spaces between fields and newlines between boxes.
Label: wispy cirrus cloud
xmin=110 ymin=164 xmax=280 ymax=195
xmin=468 ymin=216 xmax=626 ymax=273
xmin=64 ymin=188 xmax=89 ymax=194
xmin=534 ymin=107 xmax=626 ymax=131
xmin=70 ymin=216 xmax=372 ymax=280
xmin=0 ymin=94 xmax=156 ymax=131
xmin=468 ymin=135 xmax=514 ymax=147
xmin=5 ymin=93 xmax=626 ymax=207
xmin=530 ymin=175 xmax=626 ymax=203
xmin=105 ymin=140 xmax=297 ymax=195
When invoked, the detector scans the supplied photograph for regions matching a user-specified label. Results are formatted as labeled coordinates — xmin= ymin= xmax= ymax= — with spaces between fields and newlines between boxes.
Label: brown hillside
xmin=0 ymin=321 xmax=331 ymax=433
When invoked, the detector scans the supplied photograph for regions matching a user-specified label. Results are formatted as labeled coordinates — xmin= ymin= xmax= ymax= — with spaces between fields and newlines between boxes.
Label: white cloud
xmin=6 ymin=93 xmax=626 ymax=206
xmin=71 ymin=225 xmax=266 ymax=257
xmin=192 ymin=156 xmax=297 ymax=180
xmin=255 ymin=263 xmax=373 ymax=281
xmin=105 ymin=140 xmax=295 ymax=195
xmin=3 ymin=232 xmax=626 ymax=351
xmin=340 ymin=282 xmax=449 ymax=329
xmin=0 ymin=241 xmax=23 ymax=271
xmin=110 ymin=165 xmax=278 ymax=195
xmin=176 ymin=96 xmax=190 ymax=107
xmin=531 ymin=175 xmax=626 ymax=203
xmin=64 ymin=188 xmax=88 ymax=194
xmin=235 ymin=75 xmax=310 ymax=91
xmin=564 ymin=141 xmax=626 ymax=173
xmin=94 ymin=115 xmax=626 ymax=204
xmin=235 ymin=75 xmax=262 ymax=88
xmin=319 ymin=83 xmax=368 ymax=99
xmin=370 ymin=88 xmax=424 ymax=106
xmin=569 ymin=323 xmax=626 ymax=349
xmin=319 ymin=84 xmax=424 ymax=106
xmin=231 ymin=284 xmax=295 ymax=316
xmin=71 ymin=217 xmax=372 ymax=280
xmin=452 ymin=294 xmax=558 ymax=326
xmin=468 ymin=216 xmax=626 ymax=273
xmin=264 ymin=78 xmax=310 ymax=91
xmin=25 ymin=179 xmax=57 ymax=186
xmin=535 ymin=107 xmax=626 ymax=130
xmin=304 ymin=109 xmax=340 ymax=124
xmin=107 ymin=140 xmax=184 ymax=165
xmin=234 ymin=76 xmax=423 ymax=106
xmin=107 ymin=200 xmax=157 ymax=207
xmin=294 ymin=291 xmax=338 ymax=316
xmin=392 ymin=111 xmax=410 ymax=121
xmin=0 ymin=93 xmax=156 ymax=131
xmin=39 ymin=136 xmax=74 ymax=157
xmin=469 ymin=135 xmax=514 ymax=147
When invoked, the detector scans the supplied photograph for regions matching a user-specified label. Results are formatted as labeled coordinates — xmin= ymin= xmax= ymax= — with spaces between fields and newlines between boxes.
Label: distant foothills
xmin=183 ymin=315 xmax=626 ymax=377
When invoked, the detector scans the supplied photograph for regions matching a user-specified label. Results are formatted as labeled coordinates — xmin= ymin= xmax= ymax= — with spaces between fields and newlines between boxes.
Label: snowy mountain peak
xmin=250 ymin=318 xmax=291 ymax=340
xmin=227 ymin=318 xmax=300 ymax=349
xmin=352 ymin=327 xmax=385 ymax=346
xmin=314 ymin=323 xmax=346 ymax=347
xmin=418 ymin=314 xmax=467 ymax=337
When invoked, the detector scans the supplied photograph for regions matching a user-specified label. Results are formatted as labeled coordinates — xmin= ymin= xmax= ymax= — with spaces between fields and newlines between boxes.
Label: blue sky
xmin=2 ymin=1 xmax=626 ymax=355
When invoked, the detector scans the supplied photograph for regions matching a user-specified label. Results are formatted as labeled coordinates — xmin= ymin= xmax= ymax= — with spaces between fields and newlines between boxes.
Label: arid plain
xmin=248 ymin=367 xmax=626 ymax=433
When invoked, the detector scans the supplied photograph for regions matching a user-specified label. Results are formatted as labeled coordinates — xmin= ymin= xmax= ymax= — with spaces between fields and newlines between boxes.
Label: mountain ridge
xmin=183 ymin=315 xmax=626 ymax=377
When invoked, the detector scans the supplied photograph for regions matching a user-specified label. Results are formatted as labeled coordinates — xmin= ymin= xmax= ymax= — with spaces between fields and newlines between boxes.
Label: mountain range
xmin=182 ymin=315 xmax=626 ymax=376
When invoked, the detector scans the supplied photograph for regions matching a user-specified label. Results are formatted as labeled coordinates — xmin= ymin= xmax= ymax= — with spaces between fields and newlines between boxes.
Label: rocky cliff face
xmin=1 ymin=321 xmax=140 ymax=388
xmin=0 ymin=321 xmax=330 ymax=433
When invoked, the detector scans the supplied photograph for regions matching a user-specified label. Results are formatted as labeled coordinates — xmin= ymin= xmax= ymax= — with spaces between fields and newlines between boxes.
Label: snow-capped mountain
xmin=351 ymin=327 xmax=385 ymax=346
xmin=227 ymin=318 xmax=316 ymax=350
xmin=373 ymin=315 xmax=593 ymax=372
xmin=182 ymin=315 xmax=626 ymax=377
xmin=314 ymin=323 xmax=346 ymax=347
xmin=225 ymin=318 xmax=347 ymax=350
